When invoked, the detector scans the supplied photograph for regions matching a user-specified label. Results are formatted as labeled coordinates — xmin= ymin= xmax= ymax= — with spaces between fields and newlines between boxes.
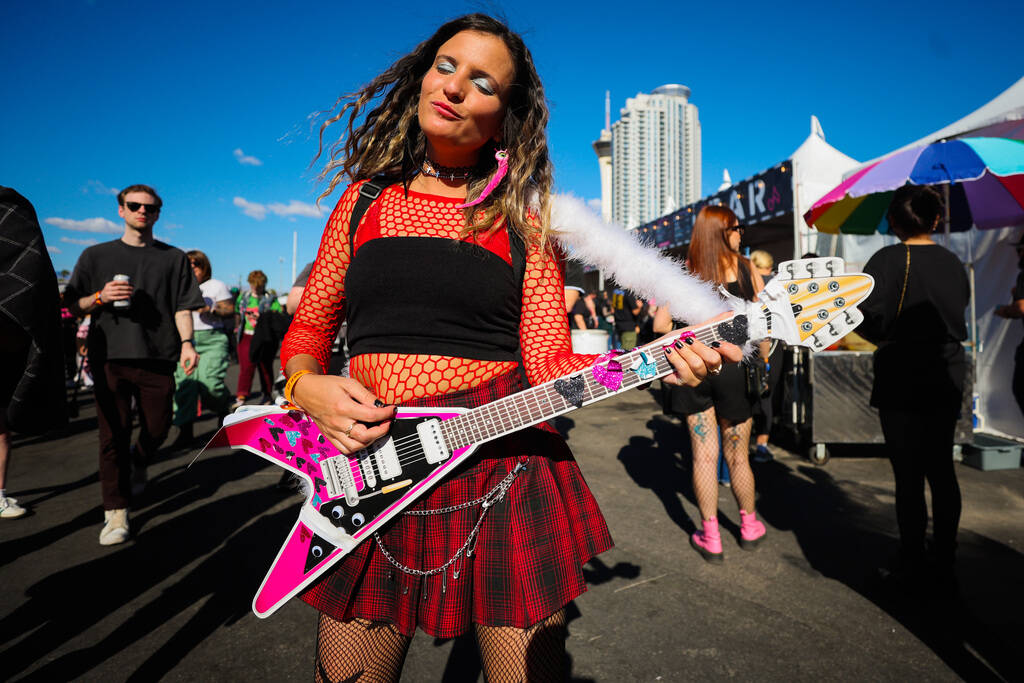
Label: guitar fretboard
xmin=439 ymin=316 xmax=746 ymax=451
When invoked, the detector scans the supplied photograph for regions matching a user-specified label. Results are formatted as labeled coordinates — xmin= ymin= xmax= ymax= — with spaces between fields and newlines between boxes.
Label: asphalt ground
xmin=2 ymin=362 xmax=1022 ymax=682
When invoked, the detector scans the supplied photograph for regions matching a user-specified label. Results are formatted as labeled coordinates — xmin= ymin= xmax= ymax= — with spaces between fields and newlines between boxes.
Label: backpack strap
xmin=348 ymin=176 xmax=393 ymax=256
xmin=508 ymin=227 xmax=531 ymax=388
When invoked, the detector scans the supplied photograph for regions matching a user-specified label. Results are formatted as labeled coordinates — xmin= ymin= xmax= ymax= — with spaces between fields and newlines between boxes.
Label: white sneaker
xmin=99 ymin=508 xmax=130 ymax=545
xmin=0 ymin=495 xmax=26 ymax=519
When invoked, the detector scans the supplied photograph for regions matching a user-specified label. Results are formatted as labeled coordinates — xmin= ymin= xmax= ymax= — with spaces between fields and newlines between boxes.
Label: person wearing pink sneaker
xmin=654 ymin=206 xmax=768 ymax=562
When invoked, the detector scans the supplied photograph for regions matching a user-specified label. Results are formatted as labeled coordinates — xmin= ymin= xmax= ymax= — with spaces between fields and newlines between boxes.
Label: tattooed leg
xmin=687 ymin=407 xmax=720 ymax=521
xmin=720 ymin=417 xmax=756 ymax=513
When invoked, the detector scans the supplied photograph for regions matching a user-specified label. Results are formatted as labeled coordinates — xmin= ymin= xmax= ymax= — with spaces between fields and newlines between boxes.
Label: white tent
xmin=815 ymin=76 xmax=1024 ymax=439
xmin=789 ymin=116 xmax=861 ymax=259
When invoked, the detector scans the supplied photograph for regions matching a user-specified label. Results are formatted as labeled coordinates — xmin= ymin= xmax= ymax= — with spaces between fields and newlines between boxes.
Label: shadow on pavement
xmin=754 ymin=462 xmax=1022 ymax=682
xmin=615 ymin=415 xmax=697 ymax=536
xmin=616 ymin=410 xmax=1021 ymax=681
xmin=0 ymin=450 xmax=293 ymax=681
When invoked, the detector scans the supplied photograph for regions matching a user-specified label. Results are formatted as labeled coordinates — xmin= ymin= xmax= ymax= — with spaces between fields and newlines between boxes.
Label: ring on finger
xmin=342 ymin=422 xmax=356 ymax=437
xmin=709 ymin=364 xmax=722 ymax=376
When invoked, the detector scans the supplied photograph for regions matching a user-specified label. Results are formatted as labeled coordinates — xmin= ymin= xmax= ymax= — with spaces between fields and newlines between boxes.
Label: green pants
xmin=173 ymin=329 xmax=232 ymax=425
xmin=619 ymin=330 xmax=638 ymax=351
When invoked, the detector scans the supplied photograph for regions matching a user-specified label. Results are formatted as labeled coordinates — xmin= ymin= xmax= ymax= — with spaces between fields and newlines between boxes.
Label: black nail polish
xmin=374 ymin=399 xmax=386 ymax=408
xmin=684 ymin=336 xmax=695 ymax=345
xmin=711 ymin=341 xmax=721 ymax=348
xmin=673 ymin=339 xmax=684 ymax=349
xmin=663 ymin=346 xmax=673 ymax=356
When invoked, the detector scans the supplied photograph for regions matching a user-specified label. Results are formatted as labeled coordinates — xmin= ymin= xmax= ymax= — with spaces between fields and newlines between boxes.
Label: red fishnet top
xmin=280 ymin=182 xmax=599 ymax=405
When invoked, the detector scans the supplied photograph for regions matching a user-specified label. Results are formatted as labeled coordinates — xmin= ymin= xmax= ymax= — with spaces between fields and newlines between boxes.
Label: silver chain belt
xmin=373 ymin=460 xmax=528 ymax=590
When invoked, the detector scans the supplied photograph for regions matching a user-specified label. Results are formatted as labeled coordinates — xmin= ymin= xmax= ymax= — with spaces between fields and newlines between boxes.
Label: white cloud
xmin=234 ymin=197 xmax=323 ymax=220
xmin=61 ymin=236 xmax=99 ymax=246
xmin=587 ymin=198 xmax=603 ymax=213
xmin=83 ymin=180 xmax=119 ymax=196
xmin=267 ymin=200 xmax=323 ymax=218
xmin=234 ymin=196 xmax=267 ymax=219
xmin=47 ymin=245 xmax=61 ymax=253
xmin=45 ymin=216 xmax=121 ymax=233
xmin=234 ymin=148 xmax=263 ymax=166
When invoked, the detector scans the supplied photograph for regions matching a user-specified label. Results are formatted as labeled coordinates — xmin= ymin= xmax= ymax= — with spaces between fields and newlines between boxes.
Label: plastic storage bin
xmin=962 ymin=434 xmax=1022 ymax=471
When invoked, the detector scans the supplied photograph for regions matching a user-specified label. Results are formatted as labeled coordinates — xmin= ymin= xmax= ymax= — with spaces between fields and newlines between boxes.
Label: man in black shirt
xmin=612 ymin=288 xmax=643 ymax=350
xmin=66 ymin=184 xmax=203 ymax=545
xmin=994 ymin=234 xmax=1024 ymax=416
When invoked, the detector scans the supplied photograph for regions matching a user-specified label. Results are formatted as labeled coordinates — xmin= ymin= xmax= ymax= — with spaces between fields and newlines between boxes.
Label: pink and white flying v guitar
xmin=201 ymin=257 xmax=873 ymax=617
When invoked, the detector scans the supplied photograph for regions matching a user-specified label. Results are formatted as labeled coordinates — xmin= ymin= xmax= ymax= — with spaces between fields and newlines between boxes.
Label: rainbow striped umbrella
xmin=804 ymin=137 xmax=1024 ymax=234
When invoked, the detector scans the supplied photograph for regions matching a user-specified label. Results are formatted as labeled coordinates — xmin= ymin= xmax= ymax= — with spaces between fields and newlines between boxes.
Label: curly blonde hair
xmin=311 ymin=13 xmax=553 ymax=245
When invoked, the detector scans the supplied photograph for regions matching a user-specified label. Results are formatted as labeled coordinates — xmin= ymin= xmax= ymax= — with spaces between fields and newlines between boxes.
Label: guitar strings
xmin=292 ymin=321 xmax=727 ymax=479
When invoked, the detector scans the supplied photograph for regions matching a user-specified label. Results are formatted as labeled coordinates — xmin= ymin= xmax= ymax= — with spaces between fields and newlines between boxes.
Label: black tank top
xmin=725 ymin=259 xmax=757 ymax=301
xmin=345 ymin=236 xmax=521 ymax=361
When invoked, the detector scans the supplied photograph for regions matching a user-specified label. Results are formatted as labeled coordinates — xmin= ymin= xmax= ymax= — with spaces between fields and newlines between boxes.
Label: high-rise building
xmin=608 ymin=84 xmax=701 ymax=228
xmin=592 ymin=91 xmax=613 ymax=223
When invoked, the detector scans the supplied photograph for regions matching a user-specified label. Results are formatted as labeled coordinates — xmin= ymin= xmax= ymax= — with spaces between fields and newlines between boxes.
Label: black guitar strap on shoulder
xmin=508 ymin=227 xmax=531 ymax=389
xmin=348 ymin=176 xmax=393 ymax=255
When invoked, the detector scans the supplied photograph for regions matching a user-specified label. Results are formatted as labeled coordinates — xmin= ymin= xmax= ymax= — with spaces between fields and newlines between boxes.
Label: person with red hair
xmin=654 ymin=205 xmax=768 ymax=563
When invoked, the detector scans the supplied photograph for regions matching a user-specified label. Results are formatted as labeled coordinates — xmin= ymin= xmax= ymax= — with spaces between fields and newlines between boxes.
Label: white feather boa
xmin=550 ymin=194 xmax=731 ymax=325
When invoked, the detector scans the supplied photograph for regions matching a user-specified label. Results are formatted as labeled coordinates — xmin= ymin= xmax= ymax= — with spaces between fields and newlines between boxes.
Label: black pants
xmin=878 ymin=406 xmax=961 ymax=567
xmin=1013 ymin=344 xmax=1024 ymax=418
xmin=93 ymin=359 xmax=175 ymax=510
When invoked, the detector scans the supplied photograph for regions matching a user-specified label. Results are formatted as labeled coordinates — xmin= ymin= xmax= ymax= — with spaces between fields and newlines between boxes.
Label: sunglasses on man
xmin=125 ymin=201 xmax=160 ymax=213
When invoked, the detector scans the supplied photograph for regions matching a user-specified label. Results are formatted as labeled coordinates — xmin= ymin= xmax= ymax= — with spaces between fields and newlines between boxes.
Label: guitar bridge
xmin=321 ymin=455 xmax=359 ymax=503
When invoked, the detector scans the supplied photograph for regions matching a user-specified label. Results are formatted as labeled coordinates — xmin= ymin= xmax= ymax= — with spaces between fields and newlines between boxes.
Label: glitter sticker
xmin=591 ymin=351 xmax=624 ymax=391
xmin=630 ymin=351 xmax=657 ymax=380
xmin=553 ymin=375 xmax=586 ymax=409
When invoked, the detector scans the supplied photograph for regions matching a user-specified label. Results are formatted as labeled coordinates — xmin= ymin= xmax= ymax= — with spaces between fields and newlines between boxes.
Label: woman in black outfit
xmin=857 ymin=184 xmax=969 ymax=591
xmin=653 ymin=206 xmax=768 ymax=562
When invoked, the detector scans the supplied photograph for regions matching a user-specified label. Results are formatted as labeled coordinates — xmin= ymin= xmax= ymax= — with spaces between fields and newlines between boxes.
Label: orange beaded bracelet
xmin=283 ymin=370 xmax=312 ymax=406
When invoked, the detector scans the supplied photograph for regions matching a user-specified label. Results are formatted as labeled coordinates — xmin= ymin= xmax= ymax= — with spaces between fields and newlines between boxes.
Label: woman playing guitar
xmin=280 ymin=14 xmax=741 ymax=681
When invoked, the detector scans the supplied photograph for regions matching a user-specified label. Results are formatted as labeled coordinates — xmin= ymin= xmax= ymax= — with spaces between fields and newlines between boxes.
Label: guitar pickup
xmin=417 ymin=419 xmax=450 ymax=464
xmin=370 ymin=437 xmax=401 ymax=480
xmin=359 ymin=454 xmax=377 ymax=489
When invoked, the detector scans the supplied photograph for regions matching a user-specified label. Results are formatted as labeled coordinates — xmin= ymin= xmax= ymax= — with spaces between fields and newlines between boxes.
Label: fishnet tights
xmin=475 ymin=608 xmax=568 ymax=683
xmin=314 ymin=616 xmax=412 ymax=683
xmin=282 ymin=182 xmax=596 ymax=405
xmin=313 ymin=610 xmax=568 ymax=683
xmin=686 ymin=408 xmax=755 ymax=520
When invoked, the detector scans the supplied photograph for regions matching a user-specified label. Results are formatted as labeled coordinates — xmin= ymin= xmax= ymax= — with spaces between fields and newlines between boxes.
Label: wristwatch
xmin=181 ymin=338 xmax=196 ymax=346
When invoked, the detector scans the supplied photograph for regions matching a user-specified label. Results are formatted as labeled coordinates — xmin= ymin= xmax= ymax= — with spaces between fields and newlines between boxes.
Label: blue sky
xmin=3 ymin=0 xmax=1020 ymax=291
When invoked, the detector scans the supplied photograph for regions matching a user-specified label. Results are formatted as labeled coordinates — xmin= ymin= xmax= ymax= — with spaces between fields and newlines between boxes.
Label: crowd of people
xmin=0 ymin=12 xmax=995 ymax=681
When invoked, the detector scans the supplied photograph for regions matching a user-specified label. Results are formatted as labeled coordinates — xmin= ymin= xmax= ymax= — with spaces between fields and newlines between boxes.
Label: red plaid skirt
xmin=300 ymin=371 xmax=613 ymax=638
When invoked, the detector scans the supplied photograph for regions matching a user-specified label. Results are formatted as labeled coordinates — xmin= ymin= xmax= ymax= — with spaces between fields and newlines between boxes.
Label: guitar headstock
xmin=742 ymin=257 xmax=874 ymax=351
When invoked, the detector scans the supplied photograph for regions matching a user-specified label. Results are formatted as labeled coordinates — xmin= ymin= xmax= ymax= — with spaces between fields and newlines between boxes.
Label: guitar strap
xmin=345 ymin=177 xmax=532 ymax=387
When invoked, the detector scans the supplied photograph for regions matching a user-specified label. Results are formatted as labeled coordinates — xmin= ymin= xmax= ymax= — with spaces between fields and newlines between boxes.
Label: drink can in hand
xmin=113 ymin=274 xmax=131 ymax=309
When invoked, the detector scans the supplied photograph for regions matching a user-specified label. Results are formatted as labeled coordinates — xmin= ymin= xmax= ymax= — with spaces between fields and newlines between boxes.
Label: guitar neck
xmin=438 ymin=313 xmax=748 ymax=451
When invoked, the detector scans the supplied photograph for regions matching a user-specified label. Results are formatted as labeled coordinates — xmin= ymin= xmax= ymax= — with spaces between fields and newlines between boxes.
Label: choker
xmin=421 ymin=158 xmax=476 ymax=181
